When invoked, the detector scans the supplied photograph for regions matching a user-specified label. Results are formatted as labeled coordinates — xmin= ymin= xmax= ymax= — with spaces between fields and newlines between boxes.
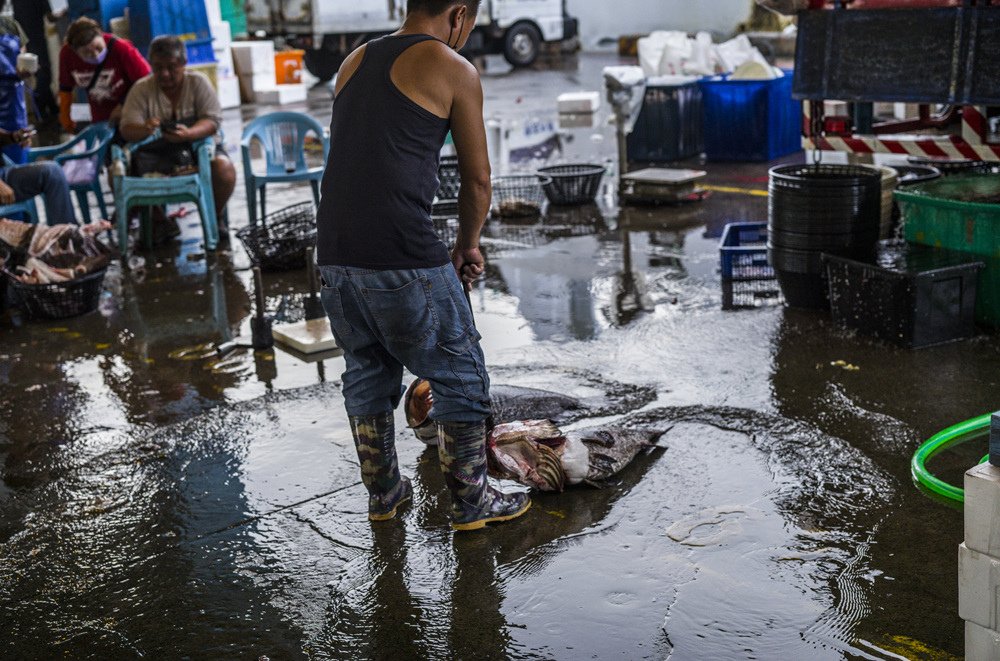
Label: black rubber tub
xmin=768 ymin=164 xmax=882 ymax=308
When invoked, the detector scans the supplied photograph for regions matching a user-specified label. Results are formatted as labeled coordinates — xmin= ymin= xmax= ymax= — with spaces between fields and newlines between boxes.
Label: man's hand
xmin=12 ymin=128 xmax=35 ymax=147
xmin=163 ymin=123 xmax=193 ymax=143
xmin=451 ymin=245 xmax=484 ymax=292
xmin=0 ymin=180 xmax=17 ymax=205
xmin=144 ymin=118 xmax=161 ymax=136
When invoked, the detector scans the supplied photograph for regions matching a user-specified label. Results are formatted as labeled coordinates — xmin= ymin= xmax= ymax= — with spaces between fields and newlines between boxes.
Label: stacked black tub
xmin=768 ymin=164 xmax=882 ymax=308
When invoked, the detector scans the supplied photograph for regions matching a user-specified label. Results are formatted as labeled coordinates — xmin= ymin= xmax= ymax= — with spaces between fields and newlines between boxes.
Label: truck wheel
xmin=304 ymin=48 xmax=344 ymax=84
xmin=503 ymin=22 xmax=542 ymax=67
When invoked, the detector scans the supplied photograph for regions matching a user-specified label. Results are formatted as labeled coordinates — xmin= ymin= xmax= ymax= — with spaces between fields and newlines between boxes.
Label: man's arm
xmin=448 ymin=60 xmax=491 ymax=289
xmin=163 ymin=74 xmax=220 ymax=143
xmin=118 ymin=81 xmax=156 ymax=142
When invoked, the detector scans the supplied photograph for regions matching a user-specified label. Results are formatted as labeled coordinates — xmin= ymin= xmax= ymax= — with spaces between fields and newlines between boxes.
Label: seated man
xmin=118 ymin=35 xmax=235 ymax=240
xmin=0 ymin=128 xmax=77 ymax=225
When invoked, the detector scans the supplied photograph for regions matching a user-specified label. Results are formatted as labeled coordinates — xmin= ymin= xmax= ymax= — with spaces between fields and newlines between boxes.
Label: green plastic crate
xmin=220 ymin=0 xmax=247 ymax=38
xmin=895 ymin=174 xmax=1000 ymax=326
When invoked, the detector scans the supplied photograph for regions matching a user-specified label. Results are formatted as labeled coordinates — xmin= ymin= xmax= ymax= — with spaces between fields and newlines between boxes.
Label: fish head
xmin=404 ymin=378 xmax=437 ymax=444
xmin=487 ymin=420 xmax=567 ymax=492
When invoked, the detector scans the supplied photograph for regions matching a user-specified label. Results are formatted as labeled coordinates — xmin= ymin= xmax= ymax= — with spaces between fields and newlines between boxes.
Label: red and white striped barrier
xmin=802 ymin=104 xmax=1000 ymax=161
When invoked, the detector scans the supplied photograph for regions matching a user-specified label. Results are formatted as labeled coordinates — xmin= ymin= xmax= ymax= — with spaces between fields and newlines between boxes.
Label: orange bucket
xmin=274 ymin=49 xmax=305 ymax=84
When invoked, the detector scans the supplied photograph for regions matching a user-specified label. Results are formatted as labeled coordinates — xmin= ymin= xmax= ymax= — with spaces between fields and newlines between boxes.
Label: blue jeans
xmin=0 ymin=162 xmax=76 ymax=225
xmin=320 ymin=263 xmax=491 ymax=423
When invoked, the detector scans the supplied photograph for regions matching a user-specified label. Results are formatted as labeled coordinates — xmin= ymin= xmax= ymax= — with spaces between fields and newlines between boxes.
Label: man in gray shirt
xmin=120 ymin=35 xmax=236 ymax=238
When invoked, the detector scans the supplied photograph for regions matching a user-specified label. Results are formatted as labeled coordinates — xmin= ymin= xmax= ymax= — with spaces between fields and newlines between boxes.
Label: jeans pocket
xmin=362 ymin=276 xmax=438 ymax=344
xmin=437 ymin=324 xmax=489 ymax=400
xmin=320 ymin=285 xmax=354 ymax=340
xmin=437 ymin=324 xmax=481 ymax=356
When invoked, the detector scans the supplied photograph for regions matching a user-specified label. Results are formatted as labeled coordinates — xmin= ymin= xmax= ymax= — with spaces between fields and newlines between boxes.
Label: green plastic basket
xmin=895 ymin=174 xmax=1000 ymax=326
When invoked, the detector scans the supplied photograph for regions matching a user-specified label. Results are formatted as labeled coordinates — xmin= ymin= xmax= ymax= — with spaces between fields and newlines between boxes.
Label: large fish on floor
xmin=487 ymin=419 xmax=664 ymax=492
xmin=404 ymin=377 xmax=586 ymax=443
xmin=404 ymin=378 xmax=666 ymax=492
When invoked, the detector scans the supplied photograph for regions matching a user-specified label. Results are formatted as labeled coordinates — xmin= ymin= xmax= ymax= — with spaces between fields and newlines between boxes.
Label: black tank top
xmin=316 ymin=34 xmax=452 ymax=269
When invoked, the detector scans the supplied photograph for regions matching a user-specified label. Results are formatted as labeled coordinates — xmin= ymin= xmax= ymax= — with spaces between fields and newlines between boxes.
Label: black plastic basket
xmin=6 ymin=268 xmax=107 ymax=319
xmin=237 ymin=202 xmax=317 ymax=271
xmin=492 ymin=174 xmax=552 ymax=218
xmin=437 ymin=156 xmax=461 ymax=201
xmin=538 ymin=164 xmax=605 ymax=206
xmin=906 ymin=156 xmax=993 ymax=176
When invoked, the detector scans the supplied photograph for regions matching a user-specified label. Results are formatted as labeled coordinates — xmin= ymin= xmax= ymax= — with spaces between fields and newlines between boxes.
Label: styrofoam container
xmin=214 ymin=46 xmax=236 ymax=79
xmin=557 ymin=91 xmax=600 ymax=114
xmin=239 ymin=71 xmax=278 ymax=91
xmin=211 ymin=20 xmax=232 ymax=47
xmin=255 ymin=84 xmax=307 ymax=106
xmin=218 ymin=76 xmax=240 ymax=109
xmin=231 ymin=41 xmax=275 ymax=75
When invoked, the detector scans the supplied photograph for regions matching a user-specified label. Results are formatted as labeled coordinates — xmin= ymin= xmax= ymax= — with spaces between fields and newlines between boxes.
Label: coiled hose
xmin=911 ymin=413 xmax=993 ymax=504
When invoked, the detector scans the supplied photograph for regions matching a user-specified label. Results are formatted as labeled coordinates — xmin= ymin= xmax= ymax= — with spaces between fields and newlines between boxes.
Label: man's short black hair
xmin=407 ymin=0 xmax=481 ymax=16
xmin=149 ymin=35 xmax=187 ymax=63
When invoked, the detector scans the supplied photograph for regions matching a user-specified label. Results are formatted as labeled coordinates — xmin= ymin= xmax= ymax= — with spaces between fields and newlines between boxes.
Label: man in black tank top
xmin=316 ymin=0 xmax=531 ymax=531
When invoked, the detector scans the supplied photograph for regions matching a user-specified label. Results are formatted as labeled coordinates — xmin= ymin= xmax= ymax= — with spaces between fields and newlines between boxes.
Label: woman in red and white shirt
xmin=57 ymin=17 xmax=150 ymax=132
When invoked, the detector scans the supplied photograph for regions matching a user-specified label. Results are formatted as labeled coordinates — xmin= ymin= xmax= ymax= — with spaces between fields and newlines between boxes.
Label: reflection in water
xmin=767 ymin=307 xmax=991 ymax=656
xmin=482 ymin=206 xmax=608 ymax=342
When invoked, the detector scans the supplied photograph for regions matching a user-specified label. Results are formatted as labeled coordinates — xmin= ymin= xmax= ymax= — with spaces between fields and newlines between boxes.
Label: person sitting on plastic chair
xmin=0 ymin=127 xmax=77 ymax=224
xmin=118 ymin=35 xmax=235 ymax=243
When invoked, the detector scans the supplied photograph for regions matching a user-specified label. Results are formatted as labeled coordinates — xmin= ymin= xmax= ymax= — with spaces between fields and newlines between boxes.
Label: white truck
xmin=245 ymin=0 xmax=579 ymax=81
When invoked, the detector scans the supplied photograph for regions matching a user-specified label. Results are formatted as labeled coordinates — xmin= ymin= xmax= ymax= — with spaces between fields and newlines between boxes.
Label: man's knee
xmin=35 ymin=162 xmax=68 ymax=189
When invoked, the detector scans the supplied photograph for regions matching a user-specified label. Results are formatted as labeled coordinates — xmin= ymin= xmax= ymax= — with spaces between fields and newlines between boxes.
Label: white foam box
xmin=558 ymin=112 xmax=601 ymax=130
xmin=238 ymin=71 xmax=278 ymax=102
xmin=966 ymin=462 xmax=1000 ymax=557
xmin=557 ymin=91 xmax=600 ymax=114
xmin=273 ymin=318 xmax=337 ymax=354
xmin=959 ymin=542 xmax=1000 ymax=630
xmin=214 ymin=46 xmax=236 ymax=79
xmin=968 ymin=621 xmax=1000 ymax=661
xmin=204 ymin=0 xmax=222 ymax=26
xmin=218 ymin=76 xmax=240 ymax=109
xmin=255 ymin=84 xmax=308 ymax=106
xmin=211 ymin=20 xmax=232 ymax=47
xmin=231 ymin=41 xmax=275 ymax=76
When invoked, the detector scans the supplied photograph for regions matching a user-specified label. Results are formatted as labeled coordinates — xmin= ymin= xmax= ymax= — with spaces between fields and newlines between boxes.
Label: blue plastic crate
xmin=719 ymin=222 xmax=773 ymax=281
xmin=128 ymin=0 xmax=212 ymax=57
xmin=184 ymin=38 xmax=217 ymax=65
xmin=699 ymin=72 xmax=801 ymax=162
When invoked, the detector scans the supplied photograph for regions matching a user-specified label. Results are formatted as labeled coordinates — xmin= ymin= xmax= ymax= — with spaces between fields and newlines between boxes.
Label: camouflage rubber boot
xmin=349 ymin=413 xmax=412 ymax=521
xmin=436 ymin=420 xmax=531 ymax=531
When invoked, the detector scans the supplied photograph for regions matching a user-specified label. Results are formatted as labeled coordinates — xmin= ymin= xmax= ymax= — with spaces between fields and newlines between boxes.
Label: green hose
xmin=911 ymin=413 xmax=993 ymax=504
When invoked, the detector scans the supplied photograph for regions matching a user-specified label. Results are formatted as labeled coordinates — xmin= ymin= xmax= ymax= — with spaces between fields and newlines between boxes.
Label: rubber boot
xmin=437 ymin=420 xmax=531 ymax=531
xmin=349 ymin=412 xmax=412 ymax=521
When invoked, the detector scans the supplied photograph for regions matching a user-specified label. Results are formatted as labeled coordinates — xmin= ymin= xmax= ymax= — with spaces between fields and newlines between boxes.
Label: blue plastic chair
xmin=241 ymin=112 xmax=329 ymax=226
xmin=111 ymin=130 xmax=219 ymax=258
xmin=0 ymin=198 xmax=39 ymax=224
xmin=26 ymin=123 xmax=116 ymax=225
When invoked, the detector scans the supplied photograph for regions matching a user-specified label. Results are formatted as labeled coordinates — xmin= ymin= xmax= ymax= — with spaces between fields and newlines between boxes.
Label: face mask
xmin=82 ymin=48 xmax=108 ymax=66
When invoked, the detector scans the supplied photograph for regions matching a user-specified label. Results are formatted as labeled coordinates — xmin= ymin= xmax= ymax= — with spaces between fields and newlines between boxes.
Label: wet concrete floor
xmin=2 ymin=52 xmax=997 ymax=659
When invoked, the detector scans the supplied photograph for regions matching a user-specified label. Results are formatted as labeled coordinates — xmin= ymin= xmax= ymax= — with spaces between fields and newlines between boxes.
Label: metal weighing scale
xmin=604 ymin=67 xmax=708 ymax=205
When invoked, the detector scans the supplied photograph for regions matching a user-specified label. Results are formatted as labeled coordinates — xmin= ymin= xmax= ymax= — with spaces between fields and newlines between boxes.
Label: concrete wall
xmin=568 ymin=0 xmax=754 ymax=49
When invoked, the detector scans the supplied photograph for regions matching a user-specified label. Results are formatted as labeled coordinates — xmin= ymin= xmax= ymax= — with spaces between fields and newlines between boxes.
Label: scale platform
xmin=620 ymin=168 xmax=708 ymax=205
xmin=273 ymin=318 xmax=339 ymax=355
